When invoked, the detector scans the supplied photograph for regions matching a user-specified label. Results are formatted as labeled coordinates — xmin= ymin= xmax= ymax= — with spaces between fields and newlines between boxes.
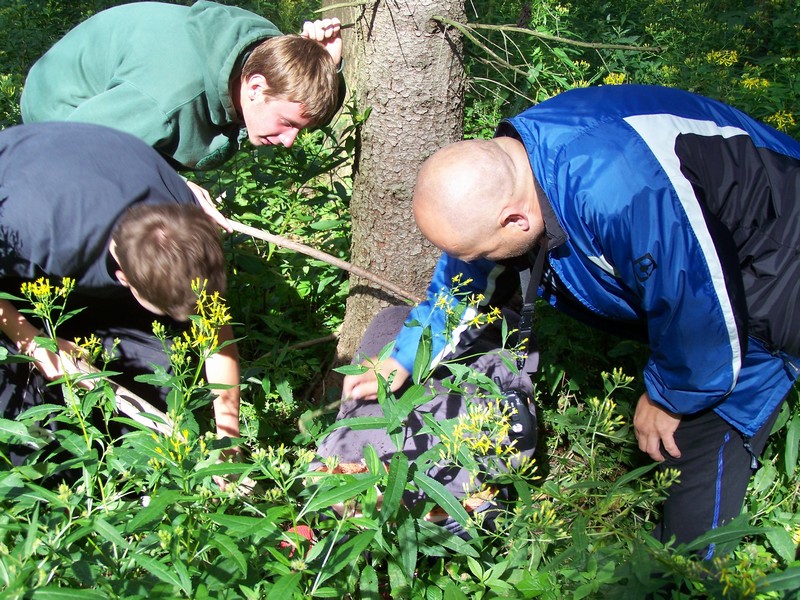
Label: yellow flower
xmin=741 ymin=76 xmax=769 ymax=91
xmin=705 ymin=50 xmax=738 ymax=67
xmin=603 ymin=73 xmax=626 ymax=85
xmin=765 ymin=110 xmax=796 ymax=132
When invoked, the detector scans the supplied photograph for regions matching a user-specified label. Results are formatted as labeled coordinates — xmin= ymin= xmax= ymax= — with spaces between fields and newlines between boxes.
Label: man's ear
xmin=499 ymin=208 xmax=531 ymax=231
xmin=243 ymin=74 xmax=268 ymax=101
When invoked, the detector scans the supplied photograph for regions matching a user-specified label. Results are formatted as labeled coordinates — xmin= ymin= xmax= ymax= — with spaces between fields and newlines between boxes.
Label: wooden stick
xmin=227 ymin=219 xmax=424 ymax=304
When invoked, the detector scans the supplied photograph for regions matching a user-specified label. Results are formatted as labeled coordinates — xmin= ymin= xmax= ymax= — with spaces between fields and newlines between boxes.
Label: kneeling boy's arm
xmin=204 ymin=324 xmax=241 ymax=443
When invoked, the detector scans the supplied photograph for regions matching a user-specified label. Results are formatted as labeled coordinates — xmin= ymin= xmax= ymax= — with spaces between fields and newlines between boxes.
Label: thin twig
xmin=315 ymin=1 xmax=369 ymax=13
xmin=227 ymin=219 xmax=423 ymax=304
xmin=437 ymin=17 xmax=530 ymax=78
xmin=471 ymin=22 xmax=663 ymax=52
xmin=433 ymin=16 xmax=662 ymax=53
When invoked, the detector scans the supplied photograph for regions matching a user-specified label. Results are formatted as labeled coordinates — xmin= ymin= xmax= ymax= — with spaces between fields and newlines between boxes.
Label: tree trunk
xmin=327 ymin=0 xmax=467 ymax=365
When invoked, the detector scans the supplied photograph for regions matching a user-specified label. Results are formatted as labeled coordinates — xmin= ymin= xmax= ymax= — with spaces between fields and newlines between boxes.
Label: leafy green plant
xmin=2 ymin=0 xmax=800 ymax=597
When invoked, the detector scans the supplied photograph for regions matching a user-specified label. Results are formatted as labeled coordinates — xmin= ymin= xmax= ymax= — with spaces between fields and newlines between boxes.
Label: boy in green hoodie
xmin=21 ymin=1 xmax=342 ymax=172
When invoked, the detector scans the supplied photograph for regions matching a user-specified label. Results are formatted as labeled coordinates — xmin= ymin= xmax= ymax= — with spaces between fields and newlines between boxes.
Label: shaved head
xmin=413 ymin=137 xmax=542 ymax=262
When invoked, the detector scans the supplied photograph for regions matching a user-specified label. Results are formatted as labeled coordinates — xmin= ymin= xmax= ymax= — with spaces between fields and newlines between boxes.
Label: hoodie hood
xmin=187 ymin=1 xmax=281 ymax=125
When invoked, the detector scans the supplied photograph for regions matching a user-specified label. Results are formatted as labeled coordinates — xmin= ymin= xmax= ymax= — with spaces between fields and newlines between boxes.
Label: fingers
xmin=185 ymin=180 xmax=232 ymax=232
xmin=343 ymin=372 xmax=379 ymax=401
xmin=634 ymin=392 xmax=682 ymax=462
xmin=637 ymin=431 xmax=666 ymax=462
xmin=300 ymin=18 xmax=341 ymax=41
xmin=660 ymin=432 xmax=682 ymax=460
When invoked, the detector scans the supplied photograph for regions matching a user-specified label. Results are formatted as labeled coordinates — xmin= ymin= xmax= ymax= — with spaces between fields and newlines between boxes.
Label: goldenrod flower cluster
xmin=587 ymin=395 xmax=625 ymax=435
xmin=528 ymin=499 xmax=565 ymax=531
xmin=741 ymin=76 xmax=770 ymax=91
xmin=152 ymin=279 xmax=231 ymax=370
xmin=717 ymin=545 xmax=773 ymax=597
xmin=653 ymin=467 xmax=681 ymax=490
xmin=603 ymin=72 xmax=627 ymax=85
xmin=706 ymin=50 xmax=739 ymax=67
xmin=792 ymin=525 xmax=800 ymax=546
xmin=440 ymin=398 xmax=518 ymax=462
xmin=150 ymin=429 xmax=207 ymax=468
xmin=765 ymin=110 xmax=796 ymax=132
xmin=435 ymin=275 xmax=505 ymax=340
xmin=20 ymin=276 xmax=74 ymax=320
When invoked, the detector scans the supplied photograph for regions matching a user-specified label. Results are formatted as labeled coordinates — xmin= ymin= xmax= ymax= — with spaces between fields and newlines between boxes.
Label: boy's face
xmin=239 ymin=75 xmax=312 ymax=148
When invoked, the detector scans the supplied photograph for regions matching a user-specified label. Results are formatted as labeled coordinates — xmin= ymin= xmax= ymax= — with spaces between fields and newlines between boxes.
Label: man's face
xmin=241 ymin=95 xmax=312 ymax=148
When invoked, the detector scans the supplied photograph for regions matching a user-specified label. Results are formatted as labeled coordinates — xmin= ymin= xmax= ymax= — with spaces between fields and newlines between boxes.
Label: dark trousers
xmin=655 ymin=401 xmax=783 ymax=556
xmin=316 ymin=306 xmax=537 ymax=505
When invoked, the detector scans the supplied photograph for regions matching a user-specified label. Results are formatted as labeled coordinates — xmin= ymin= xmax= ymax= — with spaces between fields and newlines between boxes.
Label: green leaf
xmin=680 ymin=514 xmax=759 ymax=553
xmin=443 ymin=581 xmax=469 ymax=600
xmin=380 ymin=453 xmax=409 ymax=525
xmin=304 ymin=473 xmax=382 ymax=515
xmin=416 ymin=520 xmax=479 ymax=558
xmin=93 ymin=516 xmax=131 ymax=550
xmin=334 ymin=364 xmax=369 ymax=376
xmin=23 ymin=502 xmax=40 ymax=560
xmin=211 ymin=534 xmax=248 ymax=576
xmin=192 ymin=462 xmax=253 ymax=481
xmin=608 ymin=463 xmax=658 ymax=493
xmin=315 ymin=530 xmax=376 ymax=586
xmin=765 ymin=527 xmax=796 ymax=564
xmin=207 ymin=507 xmax=288 ymax=539
xmin=52 ymin=429 xmax=91 ymax=458
xmin=762 ymin=565 xmax=800 ymax=592
xmin=32 ymin=588 xmax=108 ymax=599
xmin=310 ymin=219 xmax=345 ymax=231
xmin=396 ymin=512 xmax=418 ymax=580
xmin=412 ymin=326 xmax=433 ymax=384
xmin=390 ymin=385 xmax=434 ymax=426
xmin=375 ymin=340 xmax=396 ymax=362
xmin=363 ymin=443 xmax=383 ymax=476
xmin=132 ymin=554 xmax=187 ymax=593
xmin=126 ymin=489 xmax=181 ymax=533
xmin=269 ymin=572 xmax=301 ymax=598
xmin=413 ymin=472 xmax=471 ymax=532
xmin=0 ymin=418 xmax=39 ymax=444
xmin=15 ymin=404 xmax=63 ymax=422
xmin=360 ymin=564 xmax=380 ymax=599
xmin=784 ymin=412 xmax=800 ymax=477
xmin=320 ymin=416 xmax=389 ymax=437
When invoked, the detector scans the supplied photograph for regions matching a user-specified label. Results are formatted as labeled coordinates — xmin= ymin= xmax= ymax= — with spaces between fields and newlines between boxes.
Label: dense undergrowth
xmin=0 ymin=0 xmax=799 ymax=598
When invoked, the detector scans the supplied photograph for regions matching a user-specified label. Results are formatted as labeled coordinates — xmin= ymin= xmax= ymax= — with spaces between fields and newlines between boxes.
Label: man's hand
xmin=633 ymin=392 xmax=682 ymax=461
xmin=343 ymin=356 xmax=409 ymax=401
xmin=301 ymin=18 xmax=343 ymax=66
xmin=185 ymin=180 xmax=232 ymax=233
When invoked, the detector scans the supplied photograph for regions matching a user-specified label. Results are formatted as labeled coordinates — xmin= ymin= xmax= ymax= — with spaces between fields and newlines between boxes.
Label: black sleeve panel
xmin=676 ymin=133 xmax=800 ymax=354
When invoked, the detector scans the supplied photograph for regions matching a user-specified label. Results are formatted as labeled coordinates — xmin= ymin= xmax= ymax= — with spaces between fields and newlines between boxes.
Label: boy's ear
xmin=243 ymin=74 xmax=268 ymax=100
xmin=115 ymin=269 xmax=130 ymax=288
xmin=108 ymin=241 xmax=128 ymax=286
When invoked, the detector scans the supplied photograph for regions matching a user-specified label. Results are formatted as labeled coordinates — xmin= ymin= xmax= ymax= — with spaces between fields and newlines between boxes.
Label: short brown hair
xmin=242 ymin=35 xmax=339 ymax=126
xmin=111 ymin=204 xmax=226 ymax=320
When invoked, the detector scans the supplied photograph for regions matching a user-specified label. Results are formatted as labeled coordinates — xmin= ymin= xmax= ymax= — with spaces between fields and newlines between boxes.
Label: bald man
xmin=338 ymin=84 xmax=800 ymax=552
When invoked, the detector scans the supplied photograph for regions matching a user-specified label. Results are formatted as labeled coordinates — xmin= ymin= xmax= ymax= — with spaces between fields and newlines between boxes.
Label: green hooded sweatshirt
xmin=21 ymin=1 xmax=282 ymax=170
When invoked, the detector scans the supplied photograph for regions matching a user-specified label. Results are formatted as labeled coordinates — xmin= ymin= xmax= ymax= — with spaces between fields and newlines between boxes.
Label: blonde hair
xmin=242 ymin=35 xmax=339 ymax=126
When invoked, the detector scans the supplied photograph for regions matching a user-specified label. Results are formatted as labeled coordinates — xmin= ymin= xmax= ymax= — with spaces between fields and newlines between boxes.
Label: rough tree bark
xmin=326 ymin=0 xmax=467 ymax=363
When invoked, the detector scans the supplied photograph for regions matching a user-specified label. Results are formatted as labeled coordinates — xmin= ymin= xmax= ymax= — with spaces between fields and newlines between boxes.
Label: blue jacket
xmin=394 ymin=85 xmax=800 ymax=436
